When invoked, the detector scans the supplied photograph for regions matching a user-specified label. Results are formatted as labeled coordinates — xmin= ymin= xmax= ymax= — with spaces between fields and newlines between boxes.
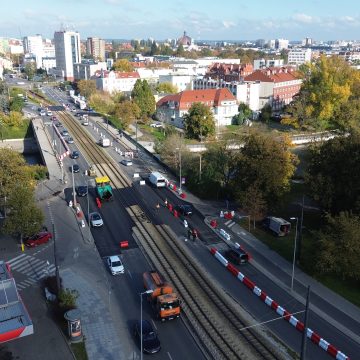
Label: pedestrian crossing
xmin=6 ymin=254 xmax=56 ymax=291
xmin=224 ymin=219 xmax=236 ymax=228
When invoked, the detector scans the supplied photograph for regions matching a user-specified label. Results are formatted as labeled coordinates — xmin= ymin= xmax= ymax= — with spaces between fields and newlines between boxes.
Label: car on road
xmin=225 ymin=248 xmax=249 ymax=265
xmin=89 ymin=212 xmax=103 ymax=227
xmin=66 ymin=137 xmax=74 ymax=144
xmin=40 ymin=110 xmax=46 ymax=116
xmin=51 ymin=116 xmax=57 ymax=121
xmin=176 ymin=204 xmax=193 ymax=216
xmin=24 ymin=232 xmax=52 ymax=247
xmin=47 ymin=110 xmax=53 ymax=116
xmin=62 ymin=129 xmax=69 ymax=136
xmin=82 ymin=119 xmax=89 ymax=126
xmin=55 ymin=122 xmax=62 ymax=127
xmin=107 ymin=255 xmax=124 ymax=275
xmin=120 ymin=159 xmax=133 ymax=166
xmin=71 ymin=150 xmax=79 ymax=159
xmin=76 ymin=185 xmax=87 ymax=197
xmin=134 ymin=320 xmax=161 ymax=354
xmin=71 ymin=164 xmax=80 ymax=173
xmin=150 ymin=123 xmax=162 ymax=128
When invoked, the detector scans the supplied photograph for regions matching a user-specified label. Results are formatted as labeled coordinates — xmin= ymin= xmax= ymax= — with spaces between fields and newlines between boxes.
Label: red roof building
xmin=156 ymin=88 xmax=238 ymax=128
xmin=244 ymin=66 xmax=302 ymax=110
xmin=205 ymin=63 xmax=254 ymax=82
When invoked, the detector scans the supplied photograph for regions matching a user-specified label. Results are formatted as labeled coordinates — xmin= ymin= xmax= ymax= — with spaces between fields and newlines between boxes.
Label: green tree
xmin=114 ymin=100 xmax=141 ymax=129
xmin=176 ymin=44 xmax=185 ymax=57
xmin=1 ymin=111 xmax=23 ymax=127
xmin=77 ymin=80 xmax=97 ymax=99
xmin=113 ymin=59 xmax=134 ymax=72
xmin=131 ymin=79 xmax=155 ymax=119
xmin=235 ymin=132 xmax=297 ymax=208
xmin=306 ymin=133 xmax=360 ymax=214
xmin=9 ymin=96 xmax=24 ymax=112
xmin=232 ymin=103 xmax=252 ymax=125
xmin=183 ymin=103 xmax=215 ymax=140
xmin=88 ymin=92 xmax=115 ymax=115
xmin=316 ymin=212 xmax=360 ymax=281
xmin=155 ymin=82 xmax=178 ymax=94
xmin=150 ymin=41 xmax=158 ymax=56
xmin=259 ymin=104 xmax=272 ymax=123
xmin=23 ymin=63 xmax=36 ymax=80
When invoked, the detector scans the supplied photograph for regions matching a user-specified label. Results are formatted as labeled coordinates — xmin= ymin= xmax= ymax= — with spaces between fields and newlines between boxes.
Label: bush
xmin=58 ymin=288 xmax=79 ymax=312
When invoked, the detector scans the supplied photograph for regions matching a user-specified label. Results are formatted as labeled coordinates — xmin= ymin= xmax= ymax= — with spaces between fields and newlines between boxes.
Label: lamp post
xmin=71 ymin=165 xmax=76 ymax=207
xmin=176 ymin=146 xmax=182 ymax=191
xmin=199 ymin=153 xmax=202 ymax=181
xmin=140 ymin=290 xmax=153 ymax=360
xmin=290 ymin=217 xmax=298 ymax=291
xmin=87 ymin=179 xmax=91 ymax=237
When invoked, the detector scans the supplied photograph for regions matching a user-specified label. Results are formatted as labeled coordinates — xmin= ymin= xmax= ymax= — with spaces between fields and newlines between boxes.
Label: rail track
xmin=33 ymin=93 xmax=284 ymax=359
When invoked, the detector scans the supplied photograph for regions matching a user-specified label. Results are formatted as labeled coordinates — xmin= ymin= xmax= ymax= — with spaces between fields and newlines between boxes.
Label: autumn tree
xmin=0 ymin=111 xmax=23 ymax=127
xmin=113 ymin=59 xmax=134 ymax=72
xmin=156 ymin=82 xmax=178 ymax=94
xmin=131 ymin=79 xmax=155 ymax=119
xmin=77 ymin=80 xmax=97 ymax=98
xmin=88 ymin=92 xmax=115 ymax=115
xmin=315 ymin=212 xmax=360 ymax=281
xmin=114 ymin=100 xmax=141 ymax=129
xmin=183 ymin=103 xmax=216 ymax=140
xmin=306 ymin=132 xmax=360 ymax=214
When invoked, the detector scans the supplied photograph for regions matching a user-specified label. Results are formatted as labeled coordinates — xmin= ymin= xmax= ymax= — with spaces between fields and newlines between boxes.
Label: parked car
xmin=76 ymin=185 xmax=87 ymax=197
xmin=71 ymin=150 xmax=79 ymax=159
xmin=176 ymin=204 xmax=193 ymax=216
xmin=24 ymin=232 xmax=52 ymax=247
xmin=55 ymin=122 xmax=62 ymax=127
xmin=107 ymin=255 xmax=124 ymax=275
xmin=120 ymin=159 xmax=133 ymax=166
xmin=66 ymin=137 xmax=74 ymax=144
xmin=134 ymin=320 xmax=161 ymax=354
xmin=89 ymin=212 xmax=103 ymax=227
xmin=225 ymin=248 xmax=249 ymax=265
xmin=39 ymin=110 xmax=46 ymax=116
xmin=71 ymin=164 xmax=80 ymax=173
xmin=150 ymin=123 xmax=162 ymax=128
xmin=62 ymin=129 xmax=69 ymax=136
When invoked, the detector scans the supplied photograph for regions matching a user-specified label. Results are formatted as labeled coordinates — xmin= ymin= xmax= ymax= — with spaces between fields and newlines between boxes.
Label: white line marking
xmin=127 ymin=270 xmax=132 ymax=279
xmin=7 ymin=254 xmax=27 ymax=263
xmin=151 ymin=319 xmax=157 ymax=330
xmin=167 ymin=352 xmax=173 ymax=360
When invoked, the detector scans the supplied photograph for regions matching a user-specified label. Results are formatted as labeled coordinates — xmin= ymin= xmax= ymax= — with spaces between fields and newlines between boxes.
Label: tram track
xmin=33 ymin=93 xmax=284 ymax=359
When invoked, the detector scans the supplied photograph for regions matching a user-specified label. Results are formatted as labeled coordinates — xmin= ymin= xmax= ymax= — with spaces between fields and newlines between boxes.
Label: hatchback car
xmin=62 ymin=129 xmax=69 ymax=136
xmin=71 ymin=164 xmax=80 ymax=173
xmin=134 ymin=320 xmax=161 ymax=354
xmin=107 ymin=255 xmax=124 ymax=275
xmin=89 ymin=212 xmax=103 ymax=227
xmin=120 ymin=159 xmax=133 ymax=166
xmin=24 ymin=232 xmax=52 ymax=247
xmin=71 ymin=150 xmax=79 ymax=159
xmin=225 ymin=248 xmax=249 ymax=265
xmin=176 ymin=204 xmax=193 ymax=216
xmin=76 ymin=185 xmax=87 ymax=197
xmin=66 ymin=137 xmax=74 ymax=144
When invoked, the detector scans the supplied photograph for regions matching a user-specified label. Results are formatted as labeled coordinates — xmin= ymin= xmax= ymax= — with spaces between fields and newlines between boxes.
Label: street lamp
xmin=140 ymin=290 xmax=153 ymax=360
xmin=71 ymin=165 xmax=76 ymax=207
xmin=290 ymin=217 xmax=298 ymax=291
xmin=176 ymin=146 xmax=182 ymax=191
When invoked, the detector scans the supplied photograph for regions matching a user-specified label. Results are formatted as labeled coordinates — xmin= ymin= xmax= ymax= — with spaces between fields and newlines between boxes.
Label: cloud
xmin=222 ymin=21 xmax=236 ymax=29
xmin=292 ymin=13 xmax=314 ymax=23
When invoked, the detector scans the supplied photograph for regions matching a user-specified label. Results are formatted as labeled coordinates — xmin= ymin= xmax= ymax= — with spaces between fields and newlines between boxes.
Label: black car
xmin=134 ymin=320 xmax=161 ymax=354
xmin=176 ymin=204 xmax=193 ymax=216
xmin=225 ymin=248 xmax=249 ymax=265
xmin=76 ymin=185 xmax=87 ymax=197
xmin=71 ymin=164 xmax=80 ymax=173
xmin=71 ymin=151 xmax=79 ymax=159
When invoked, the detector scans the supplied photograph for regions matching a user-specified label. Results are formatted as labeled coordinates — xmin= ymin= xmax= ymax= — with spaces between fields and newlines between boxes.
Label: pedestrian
xmin=155 ymin=203 xmax=160 ymax=212
xmin=164 ymin=198 xmax=168 ymax=207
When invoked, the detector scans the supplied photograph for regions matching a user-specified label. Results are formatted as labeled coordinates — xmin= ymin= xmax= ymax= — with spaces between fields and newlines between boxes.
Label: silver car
xmin=89 ymin=212 xmax=103 ymax=227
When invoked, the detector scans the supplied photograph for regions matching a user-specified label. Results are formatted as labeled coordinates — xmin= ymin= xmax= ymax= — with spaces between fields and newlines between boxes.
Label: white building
xmin=94 ymin=70 xmax=140 ymax=94
xmin=54 ymin=30 xmax=81 ymax=81
xmin=23 ymin=35 xmax=43 ymax=68
xmin=73 ymin=61 xmax=107 ymax=80
xmin=254 ymin=58 xmax=284 ymax=70
xmin=42 ymin=57 xmax=56 ymax=72
xmin=276 ymin=39 xmax=289 ymax=50
xmin=193 ymin=78 xmax=260 ymax=111
xmin=288 ymin=48 xmax=312 ymax=65
xmin=158 ymin=73 xmax=194 ymax=92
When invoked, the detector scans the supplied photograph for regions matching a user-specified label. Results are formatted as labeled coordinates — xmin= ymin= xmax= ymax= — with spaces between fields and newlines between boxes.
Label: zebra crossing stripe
xmin=7 ymin=254 xmax=27 ymax=264
xmin=11 ymin=258 xmax=41 ymax=271
xmin=7 ymin=255 xmax=31 ymax=267
xmin=228 ymin=222 xmax=236 ymax=228
xmin=23 ymin=279 xmax=36 ymax=285
xmin=224 ymin=220 xmax=232 ymax=225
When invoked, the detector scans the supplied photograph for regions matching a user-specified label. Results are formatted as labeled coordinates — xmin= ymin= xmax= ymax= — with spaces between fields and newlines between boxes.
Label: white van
xmin=149 ymin=172 xmax=166 ymax=188
xmin=100 ymin=138 xmax=110 ymax=147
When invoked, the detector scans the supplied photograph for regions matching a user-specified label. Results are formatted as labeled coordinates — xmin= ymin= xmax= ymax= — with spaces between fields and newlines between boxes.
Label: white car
xmin=47 ymin=110 xmax=53 ymax=116
xmin=107 ymin=255 xmax=124 ymax=275
xmin=40 ymin=110 xmax=46 ymax=116
xmin=150 ymin=123 xmax=162 ymax=128
xmin=89 ymin=212 xmax=103 ymax=227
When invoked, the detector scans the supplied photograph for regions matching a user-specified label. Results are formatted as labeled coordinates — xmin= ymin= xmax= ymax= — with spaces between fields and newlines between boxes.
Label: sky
xmin=0 ymin=0 xmax=359 ymax=41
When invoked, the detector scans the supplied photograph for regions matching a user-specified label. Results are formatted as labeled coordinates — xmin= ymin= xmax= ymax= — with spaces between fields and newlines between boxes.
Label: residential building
xmin=0 ymin=261 xmax=33 ymax=343
xmin=106 ymin=58 xmax=113 ymax=70
xmin=205 ymin=63 xmax=253 ymax=82
xmin=73 ymin=60 xmax=107 ymax=80
xmin=193 ymin=78 xmax=260 ymax=111
xmin=94 ymin=70 xmax=140 ymax=94
xmin=42 ymin=57 xmax=56 ymax=72
xmin=0 ymin=57 xmax=12 ymax=78
xmin=275 ymin=39 xmax=289 ymax=50
xmin=86 ymin=37 xmax=106 ymax=61
xmin=158 ymin=73 xmax=194 ymax=92
xmin=54 ymin=30 xmax=81 ymax=80
xmin=288 ymin=48 xmax=312 ymax=65
xmin=244 ymin=67 xmax=302 ymax=110
xmin=137 ymin=68 xmax=172 ymax=85
xmin=23 ymin=35 xmax=43 ymax=68
xmin=254 ymin=58 xmax=284 ymax=70
xmin=8 ymin=39 xmax=23 ymax=55
xmin=338 ymin=51 xmax=360 ymax=63
xmin=302 ymin=37 xmax=313 ymax=47
xmin=156 ymin=88 xmax=238 ymax=129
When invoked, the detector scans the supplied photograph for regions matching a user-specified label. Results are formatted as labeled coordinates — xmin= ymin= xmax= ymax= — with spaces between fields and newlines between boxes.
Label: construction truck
xmin=88 ymin=164 xmax=97 ymax=177
xmin=95 ymin=176 xmax=113 ymax=201
xmin=143 ymin=271 xmax=181 ymax=321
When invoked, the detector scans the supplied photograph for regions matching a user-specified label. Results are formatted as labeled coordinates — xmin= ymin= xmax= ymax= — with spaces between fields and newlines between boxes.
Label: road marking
xmin=7 ymin=254 xmax=27 ymax=263
xmin=224 ymin=219 xmax=232 ymax=225
xmin=151 ymin=319 xmax=157 ymax=330
xmin=228 ymin=221 xmax=236 ymax=228
xmin=13 ymin=258 xmax=43 ymax=272
xmin=127 ymin=270 xmax=132 ymax=279
xmin=167 ymin=352 xmax=173 ymax=360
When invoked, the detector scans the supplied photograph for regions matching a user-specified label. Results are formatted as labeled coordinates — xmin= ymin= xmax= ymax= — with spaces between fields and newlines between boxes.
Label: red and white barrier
xmin=210 ymin=248 xmax=350 ymax=360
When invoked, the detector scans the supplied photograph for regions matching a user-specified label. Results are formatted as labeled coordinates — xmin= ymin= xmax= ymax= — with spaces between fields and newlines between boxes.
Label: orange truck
xmin=143 ymin=270 xmax=181 ymax=321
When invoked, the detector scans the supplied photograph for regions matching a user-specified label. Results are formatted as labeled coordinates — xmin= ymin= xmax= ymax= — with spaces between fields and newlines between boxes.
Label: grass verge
xmin=71 ymin=342 xmax=88 ymax=360
xmin=1 ymin=119 xmax=33 ymax=139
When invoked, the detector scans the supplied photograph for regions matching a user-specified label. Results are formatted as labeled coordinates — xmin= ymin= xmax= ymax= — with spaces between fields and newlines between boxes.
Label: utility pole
xmin=72 ymin=165 xmax=76 ymax=206
xmin=300 ymin=286 xmax=311 ymax=360
xmin=53 ymin=223 xmax=61 ymax=293
xmin=297 ymin=194 xmax=305 ymax=263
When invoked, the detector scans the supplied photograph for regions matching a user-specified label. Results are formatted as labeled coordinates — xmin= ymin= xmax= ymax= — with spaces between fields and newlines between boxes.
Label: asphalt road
xmin=40 ymin=85 xmax=359 ymax=360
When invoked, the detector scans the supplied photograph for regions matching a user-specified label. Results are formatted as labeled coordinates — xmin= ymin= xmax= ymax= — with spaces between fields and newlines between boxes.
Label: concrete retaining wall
xmin=0 ymin=138 xmax=38 ymax=153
